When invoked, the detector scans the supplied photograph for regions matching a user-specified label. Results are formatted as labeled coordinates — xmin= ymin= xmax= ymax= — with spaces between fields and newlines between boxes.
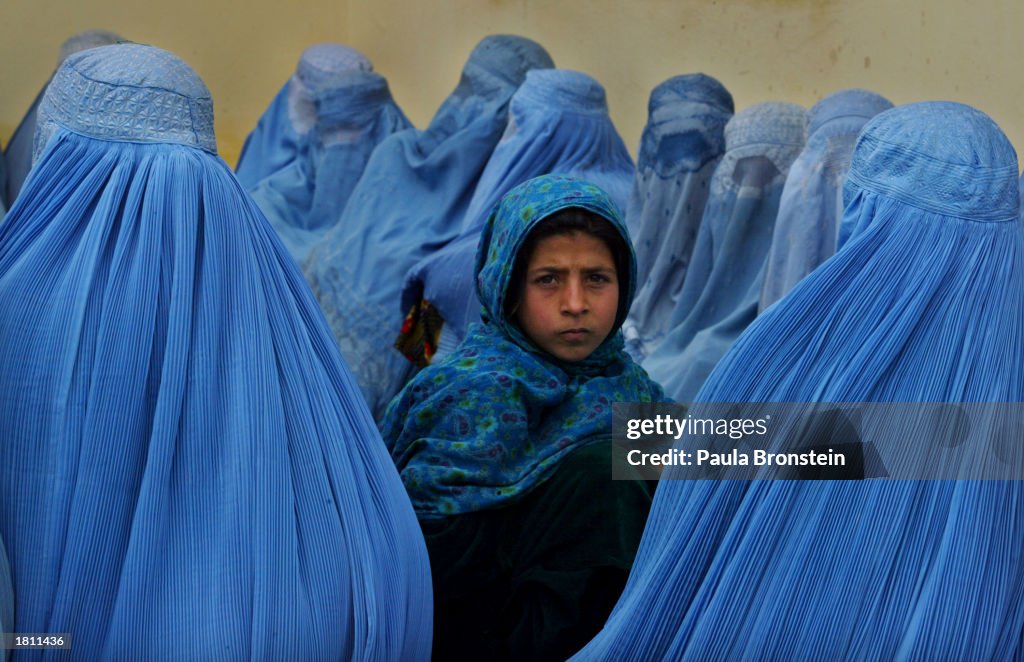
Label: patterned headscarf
xmin=382 ymin=175 xmax=664 ymax=519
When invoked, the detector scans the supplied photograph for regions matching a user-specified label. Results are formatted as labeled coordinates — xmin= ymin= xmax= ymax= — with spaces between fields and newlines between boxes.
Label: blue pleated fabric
xmin=234 ymin=43 xmax=373 ymax=190
xmin=642 ymin=102 xmax=807 ymax=402
xmin=0 ymin=44 xmax=431 ymax=659
xmin=1019 ymin=171 xmax=1024 ymax=219
xmin=303 ymin=35 xmax=553 ymax=419
xmin=0 ymin=535 xmax=11 ymax=659
xmin=249 ymin=70 xmax=410 ymax=264
xmin=620 ymin=74 xmax=734 ymax=362
xmin=759 ymin=89 xmax=892 ymax=311
xmin=573 ymin=101 xmax=1024 ymax=660
xmin=3 ymin=29 xmax=122 ymax=205
xmin=400 ymin=68 xmax=636 ymax=367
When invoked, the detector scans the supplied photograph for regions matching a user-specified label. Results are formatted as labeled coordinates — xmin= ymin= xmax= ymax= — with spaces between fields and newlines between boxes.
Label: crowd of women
xmin=0 ymin=27 xmax=1021 ymax=660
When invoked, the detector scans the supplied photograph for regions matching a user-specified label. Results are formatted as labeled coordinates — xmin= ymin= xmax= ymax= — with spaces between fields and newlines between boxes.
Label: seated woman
xmin=0 ymin=43 xmax=430 ymax=659
xmin=382 ymin=174 xmax=664 ymax=660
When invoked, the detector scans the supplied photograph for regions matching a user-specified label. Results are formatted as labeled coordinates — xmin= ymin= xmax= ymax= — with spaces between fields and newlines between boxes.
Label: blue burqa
xmin=0 ymin=43 xmax=431 ymax=659
xmin=399 ymin=68 xmax=636 ymax=367
xmin=643 ymin=101 xmax=807 ymax=402
xmin=573 ymin=102 xmax=1024 ymax=660
xmin=620 ymin=74 xmax=734 ymax=362
xmin=303 ymin=35 xmax=553 ymax=419
xmin=249 ymin=70 xmax=410 ymax=264
xmin=759 ymin=89 xmax=892 ymax=311
xmin=3 ymin=29 xmax=122 ymax=205
xmin=235 ymin=43 xmax=373 ymax=190
xmin=0 ymin=536 xmax=10 ymax=660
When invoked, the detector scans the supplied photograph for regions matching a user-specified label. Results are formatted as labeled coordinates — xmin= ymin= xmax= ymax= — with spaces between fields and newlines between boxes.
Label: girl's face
xmin=514 ymin=231 xmax=619 ymax=362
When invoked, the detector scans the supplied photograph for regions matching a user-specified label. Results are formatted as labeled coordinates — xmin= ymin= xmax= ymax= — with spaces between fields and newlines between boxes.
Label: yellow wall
xmin=0 ymin=0 xmax=348 ymax=164
xmin=3 ymin=1 xmax=1024 ymax=167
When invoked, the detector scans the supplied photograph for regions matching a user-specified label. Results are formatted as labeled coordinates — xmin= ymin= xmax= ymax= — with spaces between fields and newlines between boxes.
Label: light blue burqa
xmin=574 ymin=101 xmax=1024 ymax=661
xmin=4 ymin=29 xmax=122 ymax=205
xmin=235 ymin=43 xmax=373 ymax=190
xmin=759 ymin=89 xmax=892 ymax=311
xmin=399 ymin=68 xmax=636 ymax=367
xmin=0 ymin=43 xmax=431 ymax=659
xmin=303 ymin=35 xmax=553 ymax=419
xmin=643 ymin=101 xmax=807 ymax=402
xmin=249 ymin=70 xmax=410 ymax=264
xmin=621 ymin=74 xmax=734 ymax=362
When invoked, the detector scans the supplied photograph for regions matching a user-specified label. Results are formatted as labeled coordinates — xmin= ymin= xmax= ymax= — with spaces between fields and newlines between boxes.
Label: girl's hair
xmin=504 ymin=207 xmax=631 ymax=327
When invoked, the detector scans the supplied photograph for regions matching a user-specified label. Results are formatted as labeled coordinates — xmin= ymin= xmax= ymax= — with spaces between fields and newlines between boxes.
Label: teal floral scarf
xmin=381 ymin=175 xmax=664 ymax=519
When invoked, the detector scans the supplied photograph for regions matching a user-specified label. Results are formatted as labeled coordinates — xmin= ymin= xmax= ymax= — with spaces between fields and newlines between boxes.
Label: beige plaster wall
xmin=2 ymin=1 xmax=1022 ymax=167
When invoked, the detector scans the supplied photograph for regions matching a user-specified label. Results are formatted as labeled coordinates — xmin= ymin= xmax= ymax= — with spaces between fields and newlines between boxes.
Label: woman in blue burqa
xmin=234 ymin=43 xmax=374 ymax=189
xmin=758 ymin=88 xmax=892 ymax=311
xmin=248 ymin=64 xmax=411 ymax=264
xmin=382 ymin=175 xmax=664 ymax=660
xmin=619 ymin=73 xmax=734 ymax=362
xmin=0 ymin=43 xmax=431 ymax=659
xmin=303 ymin=35 xmax=553 ymax=419
xmin=641 ymin=101 xmax=807 ymax=402
xmin=572 ymin=102 xmax=1024 ymax=658
xmin=397 ymin=68 xmax=636 ymax=371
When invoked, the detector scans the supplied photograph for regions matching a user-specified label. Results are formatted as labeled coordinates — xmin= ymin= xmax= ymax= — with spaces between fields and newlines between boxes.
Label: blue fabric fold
xmin=621 ymin=74 xmax=734 ymax=361
xmin=0 ymin=43 xmax=431 ymax=659
xmin=0 ymin=536 xmax=10 ymax=661
xmin=643 ymin=101 xmax=807 ymax=402
xmin=249 ymin=69 xmax=411 ymax=264
xmin=400 ymin=68 xmax=636 ymax=370
xmin=759 ymin=89 xmax=892 ymax=311
xmin=234 ymin=43 xmax=373 ymax=190
xmin=573 ymin=101 xmax=1024 ymax=661
xmin=303 ymin=35 xmax=553 ymax=418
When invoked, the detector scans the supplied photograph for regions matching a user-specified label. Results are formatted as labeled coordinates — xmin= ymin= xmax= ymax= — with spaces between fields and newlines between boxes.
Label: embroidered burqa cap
xmin=3 ymin=28 xmax=124 ymax=203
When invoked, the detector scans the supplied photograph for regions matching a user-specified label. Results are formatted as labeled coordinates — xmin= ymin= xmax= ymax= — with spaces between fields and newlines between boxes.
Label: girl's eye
xmin=534 ymin=274 xmax=556 ymax=285
xmin=588 ymin=273 xmax=611 ymax=284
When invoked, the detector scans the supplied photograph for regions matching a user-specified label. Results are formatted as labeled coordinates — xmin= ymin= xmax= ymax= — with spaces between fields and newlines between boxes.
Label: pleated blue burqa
xmin=0 ymin=43 xmax=432 ymax=659
xmin=235 ymin=43 xmax=373 ymax=190
xmin=642 ymin=101 xmax=807 ymax=402
xmin=759 ymin=89 xmax=892 ymax=311
xmin=573 ymin=101 xmax=1024 ymax=660
xmin=0 ymin=536 xmax=10 ymax=660
xmin=3 ymin=29 xmax=122 ymax=205
xmin=1018 ymin=170 xmax=1024 ymax=219
xmin=304 ymin=35 xmax=553 ymax=418
xmin=620 ymin=74 xmax=734 ymax=362
xmin=399 ymin=68 xmax=636 ymax=367
xmin=249 ymin=70 xmax=410 ymax=264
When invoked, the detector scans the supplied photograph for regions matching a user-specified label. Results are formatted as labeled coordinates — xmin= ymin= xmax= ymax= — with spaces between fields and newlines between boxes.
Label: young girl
xmin=382 ymin=174 xmax=664 ymax=660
